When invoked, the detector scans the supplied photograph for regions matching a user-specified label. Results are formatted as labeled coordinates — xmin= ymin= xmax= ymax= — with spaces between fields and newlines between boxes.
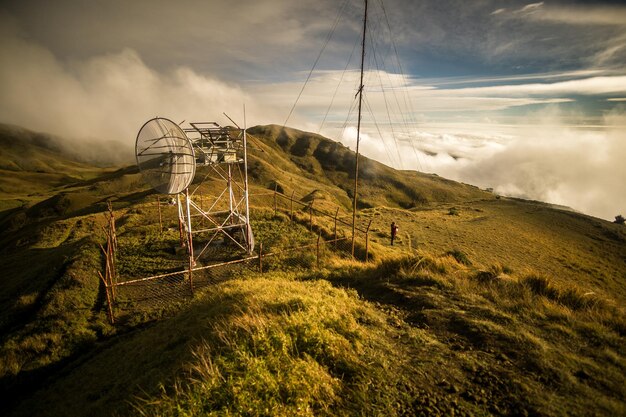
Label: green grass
xmin=359 ymin=200 xmax=626 ymax=301
xmin=7 ymin=273 xmax=425 ymax=417
xmin=320 ymin=253 xmax=626 ymax=416
xmin=133 ymin=276 xmax=422 ymax=417
xmin=0 ymin=231 xmax=110 ymax=380
xmin=1 ymin=122 xmax=625 ymax=416
xmin=8 ymin=252 xmax=623 ymax=417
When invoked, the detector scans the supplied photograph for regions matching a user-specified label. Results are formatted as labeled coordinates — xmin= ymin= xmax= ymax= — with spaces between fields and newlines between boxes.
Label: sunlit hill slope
xmin=0 ymin=123 xmax=624 ymax=417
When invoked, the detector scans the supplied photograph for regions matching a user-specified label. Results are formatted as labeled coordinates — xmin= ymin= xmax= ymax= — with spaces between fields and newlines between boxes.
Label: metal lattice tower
xmin=135 ymin=117 xmax=254 ymax=267
xmin=183 ymin=121 xmax=254 ymax=260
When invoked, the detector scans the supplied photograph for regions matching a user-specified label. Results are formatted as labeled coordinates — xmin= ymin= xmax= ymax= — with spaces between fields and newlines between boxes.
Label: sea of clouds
xmin=339 ymin=115 xmax=626 ymax=220
xmin=1 ymin=17 xmax=624 ymax=221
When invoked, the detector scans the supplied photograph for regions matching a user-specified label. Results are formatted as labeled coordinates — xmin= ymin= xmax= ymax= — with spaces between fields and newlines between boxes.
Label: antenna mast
xmin=352 ymin=0 xmax=367 ymax=257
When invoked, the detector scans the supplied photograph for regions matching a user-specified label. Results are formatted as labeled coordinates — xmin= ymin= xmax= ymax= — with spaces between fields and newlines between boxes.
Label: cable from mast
xmin=283 ymin=0 xmax=350 ymax=128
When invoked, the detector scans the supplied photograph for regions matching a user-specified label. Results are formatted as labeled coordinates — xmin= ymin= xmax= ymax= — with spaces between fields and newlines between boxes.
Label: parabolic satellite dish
xmin=135 ymin=117 xmax=196 ymax=195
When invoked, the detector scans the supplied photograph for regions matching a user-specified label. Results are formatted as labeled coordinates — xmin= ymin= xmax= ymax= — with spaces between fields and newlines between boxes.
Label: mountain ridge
xmin=0 ymin=122 xmax=624 ymax=416
xmin=247 ymin=124 xmax=492 ymax=210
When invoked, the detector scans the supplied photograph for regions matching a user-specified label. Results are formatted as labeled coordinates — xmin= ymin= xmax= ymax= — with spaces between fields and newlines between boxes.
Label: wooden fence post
xmin=99 ymin=241 xmax=113 ymax=295
xmin=274 ymin=184 xmax=278 ymax=216
xmin=157 ymin=196 xmax=162 ymax=234
xmin=188 ymin=255 xmax=194 ymax=296
xmin=290 ymin=191 xmax=295 ymax=221
xmin=107 ymin=200 xmax=117 ymax=251
xmin=365 ymin=219 xmax=373 ymax=262
xmin=109 ymin=205 xmax=117 ymax=290
xmin=258 ymin=242 xmax=263 ymax=273
xmin=316 ymin=232 xmax=321 ymax=269
xmin=109 ymin=201 xmax=117 ymax=251
xmin=334 ymin=208 xmax=339 ymax=248
xmin=99 ymin=205 xmax=117 ymax=324
xmin=98 ymin=271 xmax=115 ymax=325
xmin=108 ymin=236 xmax=116 ymax=299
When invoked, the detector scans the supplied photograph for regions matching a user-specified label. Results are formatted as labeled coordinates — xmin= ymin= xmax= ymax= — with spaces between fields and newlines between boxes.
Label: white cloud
xmin=1 ymin=0 xmax=351 ymax=81
xmin=420 ymin=76 xmax=626 ymax=98
xmin=531 ymin=5 xmax=626 ymax=26
xmin=1 ymin=7 xmax=625 ymax=221
xmin=461 ymin=120 xmax=626 ymax=220
xmin=344 ymin=115 xmax=626 ymax=221
xmin=517 ymin=2 xmax=544 ymax=14
xmin=256 ymin=69 xmax=622 ymax=126
xmin=0 ymin=26 xmax=282 ymax=163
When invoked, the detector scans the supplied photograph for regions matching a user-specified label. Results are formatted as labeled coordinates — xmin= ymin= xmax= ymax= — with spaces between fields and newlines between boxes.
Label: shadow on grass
xmin=63 ymin=165 xmax=140 ymax=189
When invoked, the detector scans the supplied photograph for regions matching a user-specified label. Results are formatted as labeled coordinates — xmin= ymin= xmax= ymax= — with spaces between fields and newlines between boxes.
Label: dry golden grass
xmin=361 ymin=200 xmax=626 ymax=301
xmin=1 ymin=123 xmax=624 ymax=416
xmin=321 ymin=251 xmax=625 ymax=416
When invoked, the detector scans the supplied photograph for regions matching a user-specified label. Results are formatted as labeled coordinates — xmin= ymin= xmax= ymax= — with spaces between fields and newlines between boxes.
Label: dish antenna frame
xmin=135 ymin=115 xmax=254 ymax=266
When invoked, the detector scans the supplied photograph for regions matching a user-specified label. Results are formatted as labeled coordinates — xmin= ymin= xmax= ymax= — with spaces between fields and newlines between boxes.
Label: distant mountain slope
xmin=247 ymin=125 xmax=491 ymax=210
xmin=0 ymin=124 xmax=109 ymax=212
xmin=0 ymin=124 xmax=94 ymax=173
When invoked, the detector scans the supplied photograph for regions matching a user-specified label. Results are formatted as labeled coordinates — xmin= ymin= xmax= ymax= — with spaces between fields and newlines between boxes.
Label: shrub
xmin=522 ymin=275 xmax=559 ymax=299
xmin=445 ymin=249 xmax=472 ymax=266
xmin=474 ymin=264 xmax=503 ymax=283
xmin=614 ymin=214 xmax=625 ymax=225
xmin=521 ymin=275 xmax=603 ymax=311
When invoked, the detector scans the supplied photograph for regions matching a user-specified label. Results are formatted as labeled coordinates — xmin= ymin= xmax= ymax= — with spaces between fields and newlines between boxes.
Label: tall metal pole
xmin=185 ymin=188 xmax=195 ymax=293
xmin=243 ymin=105 xmax=252 ymax=254
xmin=228 ymin=164 xmax=234 ymax=217
xmin=352 ymin=0 xmax=367 ymax=258
xmin=177 ymin=194 xmax=186 ymax=248
xmin=185 ymin=189 xmax=194 ymax=261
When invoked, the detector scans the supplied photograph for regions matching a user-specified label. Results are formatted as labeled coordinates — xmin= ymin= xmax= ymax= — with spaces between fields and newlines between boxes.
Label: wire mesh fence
xmin=250 ymin=189 xmax=365 ymax=237
xmin=101 ymin=188 xmax=374 ymax=324
xmin=114 ymin=271 xmax=190 ymax=311
xmin=106 ymin=236 xmax=361 ymax=322
xmin=250 ymin=189 xmax=372 ymax=258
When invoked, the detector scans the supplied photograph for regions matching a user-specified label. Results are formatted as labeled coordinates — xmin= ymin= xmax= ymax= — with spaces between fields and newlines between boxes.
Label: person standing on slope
xmin=390 ymin=221 xmax=399 ymax=245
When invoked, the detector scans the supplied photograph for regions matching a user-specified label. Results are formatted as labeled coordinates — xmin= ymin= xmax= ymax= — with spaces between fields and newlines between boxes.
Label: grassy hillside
xmin=6 ymin=257 xmax=624 ymax=417
xmin=359 ymin=199 xmax=626 ymax=301
xmin=246 ymin=125 xmax=491 ymax=211
xmin=0 ymin=123 xmax=624 ymax=416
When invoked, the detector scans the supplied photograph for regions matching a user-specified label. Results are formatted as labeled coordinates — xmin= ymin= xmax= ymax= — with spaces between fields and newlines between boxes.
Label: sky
xmin=0 ymin=0 xmax=625 ymax=220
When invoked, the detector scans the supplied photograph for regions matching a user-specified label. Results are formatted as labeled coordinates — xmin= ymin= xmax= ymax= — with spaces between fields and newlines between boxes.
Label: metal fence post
xmin=365 ymin=219 xmax=373 ymax=262
xmin=177 ymin=195 xmax=186 ymax=249
xmin=199 ymin=194 xmax=204 ymax=228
